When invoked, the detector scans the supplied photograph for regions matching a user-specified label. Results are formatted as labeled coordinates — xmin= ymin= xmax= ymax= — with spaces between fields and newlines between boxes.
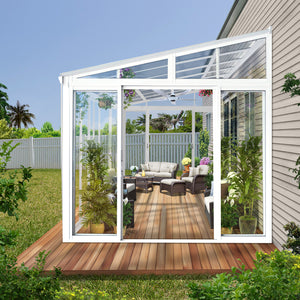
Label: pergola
xmin=60 ymin=28 xmax=272 ymax=243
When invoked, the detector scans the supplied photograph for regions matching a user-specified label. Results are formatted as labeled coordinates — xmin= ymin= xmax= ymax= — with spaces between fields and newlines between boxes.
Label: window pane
xmin=221 ymin=91 xmax=264 ymax=236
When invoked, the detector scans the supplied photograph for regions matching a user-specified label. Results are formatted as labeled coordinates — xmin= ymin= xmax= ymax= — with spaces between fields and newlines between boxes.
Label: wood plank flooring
xmin=17 ymin=184 xmax=277 ymax=275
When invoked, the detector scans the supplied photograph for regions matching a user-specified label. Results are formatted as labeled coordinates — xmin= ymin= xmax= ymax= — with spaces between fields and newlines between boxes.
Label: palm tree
xmin=0 ymin=83 xmax=10 ymax=121
xmin=8 ymin=100 xmax=35 ymax=129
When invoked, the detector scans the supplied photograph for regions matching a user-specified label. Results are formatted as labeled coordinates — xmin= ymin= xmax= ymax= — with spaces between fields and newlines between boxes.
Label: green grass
xmin=59 ymin=274 xmax=210 ymax=299
xmin=1 ymin=169 xmax=210 ymax=299
xmin=0 ymin=169 xmax=62 ymax=257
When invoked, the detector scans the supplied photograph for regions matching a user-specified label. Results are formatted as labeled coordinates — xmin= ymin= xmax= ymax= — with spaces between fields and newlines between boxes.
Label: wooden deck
xmin=127 ymin=185 xmax=213 ymax=239
xmin=17 ymin=185 xmax=276 ymax=275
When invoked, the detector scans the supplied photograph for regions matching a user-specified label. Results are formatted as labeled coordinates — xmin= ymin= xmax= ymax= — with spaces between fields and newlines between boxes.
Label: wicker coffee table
xmin=160 ymin=179 xmax=186 ymax=196
xmin=135 ymin=176 xmax=154 ymax=193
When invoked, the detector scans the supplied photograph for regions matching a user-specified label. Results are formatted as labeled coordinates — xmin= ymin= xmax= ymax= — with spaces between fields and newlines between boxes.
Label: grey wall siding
xmin=226 ymin=0 xmax=300 ymax=249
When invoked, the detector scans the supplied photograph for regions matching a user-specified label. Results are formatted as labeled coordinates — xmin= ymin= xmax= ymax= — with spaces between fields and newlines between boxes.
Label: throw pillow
xmin=141 ymin=163 xmax=150 ymax=171
xmin=189 ymin=167 xmax=197 ymax=177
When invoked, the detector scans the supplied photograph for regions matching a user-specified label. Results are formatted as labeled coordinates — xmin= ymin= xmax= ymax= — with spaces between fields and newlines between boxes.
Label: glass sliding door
xmin=74 ymin=91 xmax=118 ymax=236
xmin=220 ymin=91 xmax=264 ymax=236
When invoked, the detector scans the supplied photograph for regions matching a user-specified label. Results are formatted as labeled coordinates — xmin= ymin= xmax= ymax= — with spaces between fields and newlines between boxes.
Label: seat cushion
xmin=204 ymin=196 xmax=214 ymax=213
xmin=126 ymin=183 xmax=135 ymax=193
xmin=181 ymin=176 xmax=194 ymax=183
xmin=149 ymin=162 xmax=161 ymax=172
xmin=144 ymin=171 xmax=156 ymax=177
xmin=161 ymin=179 xmax=184 ymax=185
xmin=158 ymin=172 xmax=172 ymax=178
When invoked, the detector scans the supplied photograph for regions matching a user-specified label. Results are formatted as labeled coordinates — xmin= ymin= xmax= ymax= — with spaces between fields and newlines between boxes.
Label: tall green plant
xmin=199 ymin=129 xmax=209 ymax=158
xmin=228 ymin=136 xmax=263 ymax=217
xmin=221 ymin=136 xmax=231 ymax=179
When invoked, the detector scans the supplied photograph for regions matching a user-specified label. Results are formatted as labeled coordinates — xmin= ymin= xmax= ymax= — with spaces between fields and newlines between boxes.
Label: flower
xmin=199 ymin=89 xmax=213 ymax=97
xmin=200 ymin=157 xmax=210 ymax=165
xmin=130 ymin=165 xmax=138 ymax=172
xmin=123 ymin=197 xmax=128 ymax=205
xmin=181 ymin=157 xmax=191 ymax=166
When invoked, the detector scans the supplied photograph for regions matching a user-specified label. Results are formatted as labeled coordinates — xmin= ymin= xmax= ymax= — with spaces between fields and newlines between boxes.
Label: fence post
xmin=30 ymin=136 xmax=35 ymax=168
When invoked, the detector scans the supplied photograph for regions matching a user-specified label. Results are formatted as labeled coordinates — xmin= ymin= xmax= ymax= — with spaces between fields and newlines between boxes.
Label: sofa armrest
xmin=171 ymin=164 xmax=179 ymax=179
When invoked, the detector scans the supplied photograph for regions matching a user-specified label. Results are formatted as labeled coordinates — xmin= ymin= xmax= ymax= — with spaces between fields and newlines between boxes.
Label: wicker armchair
xmin=180 ymin=172 xmax=207 ymax=194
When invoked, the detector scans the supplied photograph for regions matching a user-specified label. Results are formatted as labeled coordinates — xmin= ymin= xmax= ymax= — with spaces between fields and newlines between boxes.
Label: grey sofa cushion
xmin=126 ymin=183 xmax=135 ymax=193
xmin=158 ymin=172 xmax=172 ymax=178
xmin=181 ymin=176 xmax=194 ymax=183
xmin=149 ymin=162 xmax=161 ymax=172
xmin=160 ymin=162 xmax=170 ymax=173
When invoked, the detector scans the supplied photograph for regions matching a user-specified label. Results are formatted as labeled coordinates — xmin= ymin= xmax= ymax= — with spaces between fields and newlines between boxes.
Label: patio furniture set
xmin=125 ymin=161 xmax=209 ymax=197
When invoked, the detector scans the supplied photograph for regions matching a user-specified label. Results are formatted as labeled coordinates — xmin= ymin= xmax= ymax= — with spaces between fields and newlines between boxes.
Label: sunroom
xmin=60 ymin=28 xmax=272 ymax=244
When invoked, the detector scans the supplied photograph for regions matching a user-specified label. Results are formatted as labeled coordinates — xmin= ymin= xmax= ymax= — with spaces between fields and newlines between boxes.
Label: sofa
xmin=138 ymin=162 xmax=178 ymax=182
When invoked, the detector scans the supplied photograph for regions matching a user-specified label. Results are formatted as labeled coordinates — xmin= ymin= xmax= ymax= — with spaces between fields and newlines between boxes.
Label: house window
xmin=245 ymin=92 xmax=255 ymax=139
xmin=223 ymin=97 xmax=237 ymax=139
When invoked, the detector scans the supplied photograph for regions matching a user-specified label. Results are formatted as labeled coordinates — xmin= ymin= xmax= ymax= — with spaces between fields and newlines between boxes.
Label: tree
xmin=41 ymin=121 xmax=54 ymax=133
xmin=8 ymin=100 xmax=35 ymax=129
xmin=0 ymin=119 xmax=13 ymax=139
xmin=0 ymin=83 xmax=10 ymax=122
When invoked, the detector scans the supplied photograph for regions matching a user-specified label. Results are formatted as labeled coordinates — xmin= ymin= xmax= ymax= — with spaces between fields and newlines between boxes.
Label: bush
xmin=283 ymin=222 xmax=300 ymax=254
xmin=0 ymin=251 xmax=61 ymax=300
xmin=188 ymin=250 xmax=300 ymax=300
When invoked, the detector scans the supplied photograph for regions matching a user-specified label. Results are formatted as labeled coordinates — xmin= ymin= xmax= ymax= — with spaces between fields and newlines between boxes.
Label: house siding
xmin=225 ymin=0 xmax=300 ymax=249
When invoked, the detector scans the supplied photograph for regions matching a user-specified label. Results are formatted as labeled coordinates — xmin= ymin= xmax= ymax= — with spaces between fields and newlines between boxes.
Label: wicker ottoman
xmin=160 ymin=179 xmax=186 ymax=196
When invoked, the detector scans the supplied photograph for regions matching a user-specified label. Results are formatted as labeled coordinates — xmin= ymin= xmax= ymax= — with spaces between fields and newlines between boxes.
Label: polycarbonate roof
xmin=61 ymin=29 xmax=269 ymax=80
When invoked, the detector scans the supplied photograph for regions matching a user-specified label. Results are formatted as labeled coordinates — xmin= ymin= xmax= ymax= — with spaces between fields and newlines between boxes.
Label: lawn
xmin=1 ymin=169 xmax=209 ymax=299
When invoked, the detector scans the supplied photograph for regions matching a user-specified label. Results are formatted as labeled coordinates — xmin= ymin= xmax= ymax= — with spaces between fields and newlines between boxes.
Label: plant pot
xmin=90 ymin=223 xmax=105 ymax=234
xmin=221 ymin=227 xmax=233 ymax=234
xmin=239 ymin=216 xmax=257 ymax=234
xmin=184 ymin=164 xmax=190 ymax=173
xmin=114 ymin=226 xmax=126 ymax=237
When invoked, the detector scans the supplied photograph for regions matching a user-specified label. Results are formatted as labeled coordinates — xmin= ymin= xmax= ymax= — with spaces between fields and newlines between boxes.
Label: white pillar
xmin=108 ymin=109 xmax=112 ymax=168
xmin=192 ymin=111 xmax=195 ymax=167
xmin=145 ymin=111 xmax=150 ymax=163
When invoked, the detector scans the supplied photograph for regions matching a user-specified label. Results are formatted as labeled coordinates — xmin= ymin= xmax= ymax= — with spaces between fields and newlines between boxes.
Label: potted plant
xmin=228 ymin=136 xmax=263 ymax=234
xmin=96 ymin=93 xmax=115 ymax=110
xmin=182 ymin=157 xmax=192 ymax=173
xmin=130 ymin=165 xmax=138 ymax=176
xmin=80 ymin=140 xmax=117 ymax=233
xmin=221 ymin=198 xmax=239 ymax=234
xmin=199 ymin=89 xmax=213 ymax=97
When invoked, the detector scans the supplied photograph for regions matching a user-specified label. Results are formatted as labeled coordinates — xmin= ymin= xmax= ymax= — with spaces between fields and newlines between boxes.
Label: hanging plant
xmin=199 ymin=89 xmax=213 ymax=97
xmin=97 ymin=93 xmax=115 ymax=110
xmin=120 ymin=68 xmax=136 ymax=109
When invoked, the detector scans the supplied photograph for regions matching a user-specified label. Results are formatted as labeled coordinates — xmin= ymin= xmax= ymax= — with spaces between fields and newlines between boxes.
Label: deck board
xmin=17 ymin=185 xmax=277 ymax=275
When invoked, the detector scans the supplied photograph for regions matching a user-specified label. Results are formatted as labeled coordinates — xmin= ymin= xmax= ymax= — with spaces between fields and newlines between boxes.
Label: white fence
xmin=0 ymin=133 xmax=200 ymax=170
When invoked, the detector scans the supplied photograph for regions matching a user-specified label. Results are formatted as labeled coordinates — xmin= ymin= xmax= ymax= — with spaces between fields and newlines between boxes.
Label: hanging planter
xmin=120 ymin=68 xmax=136 ymax=109
xmin=199 ymin=89 xmax=213 ymax=97
xmin=97 ymin=93 xmax=115 ymax=110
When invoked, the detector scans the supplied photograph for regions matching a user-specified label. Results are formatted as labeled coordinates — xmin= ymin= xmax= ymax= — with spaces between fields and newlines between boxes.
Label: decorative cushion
xmin=141 ymin=163 xmax=150 ymax=171
xmin=181 ymin=176 xmax=194 ymax=183
xmin=161 ymin=179 xmax=184 ymax=185
xmin=144 ymin=171 xmax=156 ymax=176
xmin=189 ymin=167 xmax=197 ymax=177
xmin=197 ymin=165 xmax=209 ymax=175
xmin=149 ymin=162 xmax=161 ymax=172
xmin=204 ymin=196 xmax=214 ymax=213
xmin=160 ymin=162 xmax=170 ymax=173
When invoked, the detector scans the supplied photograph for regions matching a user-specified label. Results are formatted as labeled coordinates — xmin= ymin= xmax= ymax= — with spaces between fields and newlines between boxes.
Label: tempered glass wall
xmin=74 ymin=91 xmax=118 ymax=235
xmin=220 ymin=91 xmax=264 ymax=235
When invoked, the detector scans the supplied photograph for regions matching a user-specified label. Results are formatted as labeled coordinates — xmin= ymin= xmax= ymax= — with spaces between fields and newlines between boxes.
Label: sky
xmin=0 ymin=0 xmax=235 ymax=130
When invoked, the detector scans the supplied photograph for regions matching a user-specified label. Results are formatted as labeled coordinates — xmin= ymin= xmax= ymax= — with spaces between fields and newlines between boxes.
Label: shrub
xmin=283 ymin=222 xmax=300 ymax=254
xmin=188 ymin=250 xmax=300 ymax=300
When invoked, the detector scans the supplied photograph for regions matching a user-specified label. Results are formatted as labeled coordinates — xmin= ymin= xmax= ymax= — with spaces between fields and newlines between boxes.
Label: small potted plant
xmin=182 ymin=157 xmax=192 ymax=173
xmin=221 ymin=198 xmax=239 ymax=234
xmin=130 ymin=165 xmax=138 ymax=176
xmin=97 ymin=93 xmax=115 ymax=110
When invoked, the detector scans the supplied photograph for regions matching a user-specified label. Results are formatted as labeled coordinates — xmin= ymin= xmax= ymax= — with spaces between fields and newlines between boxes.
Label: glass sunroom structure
xmin=60 ymin=29 xmax=272 ymax=243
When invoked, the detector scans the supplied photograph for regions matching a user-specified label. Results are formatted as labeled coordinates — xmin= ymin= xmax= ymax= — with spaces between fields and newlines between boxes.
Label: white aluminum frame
xmin=60 ymin=28 xmax=272 ymax=243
